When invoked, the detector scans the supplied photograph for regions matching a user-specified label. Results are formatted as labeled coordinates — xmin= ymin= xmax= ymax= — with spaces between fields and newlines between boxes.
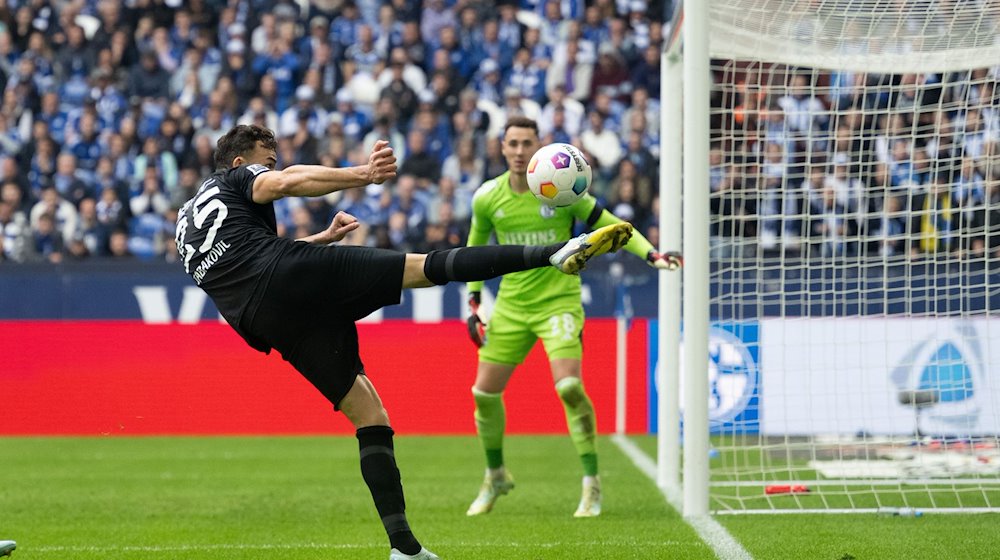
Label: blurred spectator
xmin=74 ymin=197 xmax=107 ymax=258
xmin=807 ymin=176 xmax=858 ymax=257
xmin=387 ymin=174 xmax=427 ymax=240
xmin=129 ymin=50 xmax=171 ymax=101
xmin=380 ymin=59 xmax=420 ymax=124
xmin=345 ymin=24 xmax=381 ymax=76
xmin=0 ymin=198 xmax=30 ymax=262
xmin=507 ymin=47 xmax=547 ymax=104
xmin=608 ymin=176 xmax=648 ymax=227
xmin=0 ymin=156 xmax=28 ymax=191
xmin=522 ymin=27 xmax=553 ymax=74
xmin=777 ymin=73 xmax=828 ymax=137
xmin=590 ymin=45 xmax=630 ymax=103
xmin=105 ymin=227 xmax=133 ymax=260
xmin=629 ymin=45 xmax=660 ymax=98
xmin=539 ymin=85 xmax=585 ymax=139
xmin=501 ymin=86 xmax=542 ymax=124
xmin=441 ymin=135 xmax=484 ymax=194
xmin=31 ymin=211 xmax=64 ymax=263
xmin=237 ymin=96 xmax=280 ymax=133
xmin=547 ymin=39 xmax=593 ymax=102
xmin=377 ymin=47 xmax=427 ymax=95
xmin=824 ymin=153 xmax=864 ymax=213
xmin=130 ymin=166 xmax=171 ymax=219
xmin=580 ymin=111 xmax=623 ymax=176
xmin=420 ymin=0 xmax=456 ymax=45
xmin=399 ymin=129 xmax=441 ymax=186
xmin=279 ymin=84 xmax=329 ymax=139
xmin=497 ymin=4 xmax=521 ymax=52
xmin=582 ymin=6 xmax=610 ymax=46
xmin=397 ymin=20 xmax=426 ymax=68
xmin=30 ymin=186 xmax=78 ymax=247
xmin=428 ymin=175 xmax=471 ymax=225
xmin=868 ymin=193 xmax=909 ymax=257
xmin=133 ymin=137 xmax=179 ymax=198
xmin=334 ymin=88 xmax=371 ymax=144
xmin=911 ymin=170 xmax=960 ymax=256
xmin=373 ymin=6 xmax=403 ymax=58
xmin=621 ymin=87 xmax=658 ymax=139
xmin=472 ymin=58 xmax=504 ymax=105
xmin=483 ymin=137 xmax=507 ymax=179
xmin=52 ymin=152 xmax=90 ymax=206
xmin=331 ymin=2 xmax=364 ymax=57
xmin=251 ymin=38 xmax=300 ymax=112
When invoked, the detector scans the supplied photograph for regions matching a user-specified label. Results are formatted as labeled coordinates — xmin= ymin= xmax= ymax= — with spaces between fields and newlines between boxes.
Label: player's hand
xmin=325 ymin=211 xmax=360 ymax=243
xmin=647 ymin=249 xmax=683 ymax=271
xmin=466 ymin=291 xmax=487 ymax=348
xmin=366 ymin=139 xmax=397 ymax=185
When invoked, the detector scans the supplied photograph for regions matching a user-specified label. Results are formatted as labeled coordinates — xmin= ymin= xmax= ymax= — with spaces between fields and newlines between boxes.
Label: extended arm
xmin=251 ymin=140 xmax=397 ymax=203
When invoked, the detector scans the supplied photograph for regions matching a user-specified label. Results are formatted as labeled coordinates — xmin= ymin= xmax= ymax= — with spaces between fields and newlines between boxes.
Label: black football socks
xmin=357 ymin=426 xmax=421 ymax=555
xmin=423 ymin=244 xmax=562 ymax=285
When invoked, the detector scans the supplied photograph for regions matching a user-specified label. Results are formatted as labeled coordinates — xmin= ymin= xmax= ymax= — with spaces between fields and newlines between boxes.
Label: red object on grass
xmin=765 ymin=485 xmax=810 ymax=495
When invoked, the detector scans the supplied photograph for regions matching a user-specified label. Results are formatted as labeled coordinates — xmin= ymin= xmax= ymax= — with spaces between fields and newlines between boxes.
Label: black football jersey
xmin=175 ymin=164 xmax=290 ymax=350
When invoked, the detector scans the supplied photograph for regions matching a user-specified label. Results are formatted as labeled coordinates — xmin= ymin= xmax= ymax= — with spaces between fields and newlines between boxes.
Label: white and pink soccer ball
xmin=526 ymin=143 xmax=593 ymax=207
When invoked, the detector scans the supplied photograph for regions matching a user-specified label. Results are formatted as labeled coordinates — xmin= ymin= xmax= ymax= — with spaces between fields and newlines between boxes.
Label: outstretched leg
xmin=402 ymin=222 xmax=634 ymax=288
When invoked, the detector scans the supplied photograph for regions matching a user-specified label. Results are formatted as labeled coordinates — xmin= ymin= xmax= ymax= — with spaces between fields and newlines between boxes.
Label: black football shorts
xmin=248 ymin=243 xmax=406 ymax=408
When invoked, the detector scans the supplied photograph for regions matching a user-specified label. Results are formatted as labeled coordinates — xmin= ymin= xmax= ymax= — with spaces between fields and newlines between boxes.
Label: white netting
xmin=701 ymin=0 xmax=1000 ymax=513
xmin=709 ymin=0 xmax=1000 ymax=73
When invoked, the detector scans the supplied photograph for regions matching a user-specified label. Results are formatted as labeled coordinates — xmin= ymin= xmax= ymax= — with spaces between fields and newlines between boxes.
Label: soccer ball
xmin=526 ymin=143 xmax=592 ymax=207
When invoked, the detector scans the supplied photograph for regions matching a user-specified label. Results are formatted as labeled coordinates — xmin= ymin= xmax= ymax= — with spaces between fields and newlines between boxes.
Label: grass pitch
xmin=2 ymin=435 xmax=998 ymax=559
xmin=0 ymin=436 xmax=708 ymax=560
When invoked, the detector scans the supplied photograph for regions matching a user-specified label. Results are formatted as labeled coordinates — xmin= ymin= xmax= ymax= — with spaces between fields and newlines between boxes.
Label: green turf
xmin=6 ymin=435 xmax=999 ymax=560
xmin=0 ymin=436 xmax=710 ymax=560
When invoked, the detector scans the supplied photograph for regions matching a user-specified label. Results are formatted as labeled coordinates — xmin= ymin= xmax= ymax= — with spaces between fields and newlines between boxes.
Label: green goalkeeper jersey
xmin=466 ymin=171 xmax=601 ymax=309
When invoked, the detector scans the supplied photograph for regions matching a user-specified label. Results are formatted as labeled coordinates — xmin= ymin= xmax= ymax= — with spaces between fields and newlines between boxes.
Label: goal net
xmin=703 ymin=0 xmax=1000 ymax=513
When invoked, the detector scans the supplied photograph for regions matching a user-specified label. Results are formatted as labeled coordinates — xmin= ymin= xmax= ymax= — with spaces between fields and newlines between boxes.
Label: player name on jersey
xmin=499 ymin=230 xmax=560 ymax=245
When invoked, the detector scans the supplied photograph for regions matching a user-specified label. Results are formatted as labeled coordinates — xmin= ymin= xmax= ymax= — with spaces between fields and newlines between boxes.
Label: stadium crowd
xmin=711 ymin=64 xmax=1000 ymax=263
xmin=0 ymin=0 xmax=672 ymax=264
xmin=0 ymin=0 xmax=996 ymax=266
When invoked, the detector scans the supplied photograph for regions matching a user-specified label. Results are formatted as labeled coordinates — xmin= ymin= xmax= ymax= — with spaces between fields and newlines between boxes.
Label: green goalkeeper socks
xmin=556 ymin=376 xmax=599 ymax=477
xmin=473 ymin=387 xmax=506 ymax=469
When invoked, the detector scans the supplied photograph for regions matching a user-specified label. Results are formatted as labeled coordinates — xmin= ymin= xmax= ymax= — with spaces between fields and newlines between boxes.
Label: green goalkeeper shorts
xmin=478 ymin=301 xmax=585 ymax=365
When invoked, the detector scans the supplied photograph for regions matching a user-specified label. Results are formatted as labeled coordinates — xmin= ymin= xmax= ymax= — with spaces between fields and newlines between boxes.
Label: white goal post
xmin=664 ymin=0 xmax=1000 ymax=514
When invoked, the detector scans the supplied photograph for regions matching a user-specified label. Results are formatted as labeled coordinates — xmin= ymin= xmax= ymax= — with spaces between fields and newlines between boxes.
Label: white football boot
xmin=466 ymin=468 xmax=515 ymax=516
xmin=389 ymin=546 xmax=440 ymax=559
xmin=0 ymin=540 xmax=14 ymax=557
xmin=573 ymin=476 xmax=602 ymax=517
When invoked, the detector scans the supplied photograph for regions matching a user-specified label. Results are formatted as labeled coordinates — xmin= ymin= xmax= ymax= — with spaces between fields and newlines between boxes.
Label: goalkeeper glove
xmin=647 ymin=249 xmax=683 ymax=271
xmin=466 ymin=291 xmax=487 ymax=348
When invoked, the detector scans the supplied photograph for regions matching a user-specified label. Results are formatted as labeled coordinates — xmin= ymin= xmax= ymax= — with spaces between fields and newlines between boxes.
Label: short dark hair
xmin=503 ymin=116 xmax=538 ymax=137
xmin=214 ymin=124 xmax=277 ymax=170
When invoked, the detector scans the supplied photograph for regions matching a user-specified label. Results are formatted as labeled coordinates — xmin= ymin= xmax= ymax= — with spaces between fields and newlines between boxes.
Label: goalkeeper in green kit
xmin=464 ymin=116 xmax=682 ymax=517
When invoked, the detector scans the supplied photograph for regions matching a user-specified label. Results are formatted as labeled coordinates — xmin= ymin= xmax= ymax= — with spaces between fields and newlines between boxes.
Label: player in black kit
xmin=175 ymin=125 xmax=633 ymax=560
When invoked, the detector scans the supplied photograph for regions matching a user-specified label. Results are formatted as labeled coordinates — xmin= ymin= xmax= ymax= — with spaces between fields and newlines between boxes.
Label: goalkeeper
xmin=464 ymin=117 xmax=681 ymax=517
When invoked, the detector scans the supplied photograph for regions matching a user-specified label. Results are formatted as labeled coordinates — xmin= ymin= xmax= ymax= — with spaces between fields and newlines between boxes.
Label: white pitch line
xmin=612 ymin=434 xmax=754 ymax=560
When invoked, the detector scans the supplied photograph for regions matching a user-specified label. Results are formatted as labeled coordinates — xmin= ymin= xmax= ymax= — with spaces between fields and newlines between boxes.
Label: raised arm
xmin=251 ymin=140 xmax=397 ymax=203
